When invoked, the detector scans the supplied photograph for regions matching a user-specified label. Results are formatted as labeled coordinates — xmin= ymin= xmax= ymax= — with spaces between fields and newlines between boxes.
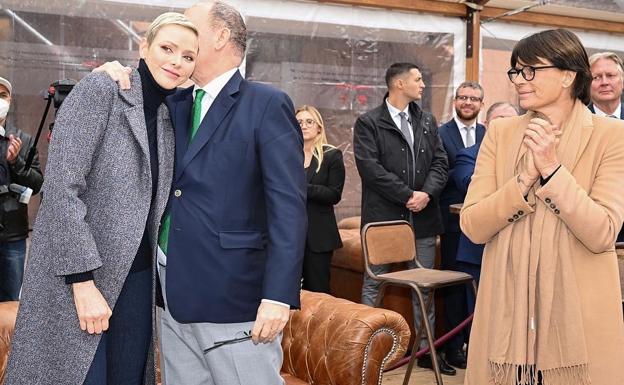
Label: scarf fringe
xmin=489 ymin=361 xmax=591 ymax=385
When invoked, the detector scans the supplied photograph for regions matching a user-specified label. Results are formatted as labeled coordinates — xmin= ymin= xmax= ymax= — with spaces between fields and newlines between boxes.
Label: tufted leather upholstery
xmin=281 ymin=290 xmax=410 ymax=385
xmin=0 ymin=301 xmax=18 ymax=385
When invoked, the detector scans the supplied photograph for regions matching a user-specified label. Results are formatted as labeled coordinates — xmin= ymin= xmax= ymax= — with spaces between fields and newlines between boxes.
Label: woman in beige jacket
xmin=461 ymin=29 xmax=624 ymax=385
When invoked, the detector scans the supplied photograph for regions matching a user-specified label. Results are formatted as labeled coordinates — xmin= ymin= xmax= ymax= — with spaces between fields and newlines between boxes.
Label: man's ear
xmin=215 ymin=27 xmax=231 ymax=50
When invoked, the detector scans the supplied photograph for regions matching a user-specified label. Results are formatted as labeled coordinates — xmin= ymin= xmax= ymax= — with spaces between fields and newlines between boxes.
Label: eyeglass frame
xmin=507 ymin=65 xmax=559 ymax=82
xmin=203 ymin=330 xmax=252 ymax=353
xmin=297 ymin=118 xmax=317 ymax=127
xmin=454 ymin=95 xmax=482 ymax=103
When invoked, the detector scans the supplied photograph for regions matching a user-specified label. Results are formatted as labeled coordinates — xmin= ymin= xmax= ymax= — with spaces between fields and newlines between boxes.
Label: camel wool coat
xmin=460 ymin=107 xmax=624 ymax=385
xmin=4 ymin=71 xmax=174 ymax=385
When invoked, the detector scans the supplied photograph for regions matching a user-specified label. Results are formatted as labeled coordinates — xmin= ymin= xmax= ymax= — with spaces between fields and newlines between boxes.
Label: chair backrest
xmin=361 ymin=220 xmax=415 ymax=266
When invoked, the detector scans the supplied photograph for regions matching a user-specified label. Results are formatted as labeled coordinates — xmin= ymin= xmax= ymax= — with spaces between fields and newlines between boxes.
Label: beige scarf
xmin=487 ymin=101 xmax=592 ymax=385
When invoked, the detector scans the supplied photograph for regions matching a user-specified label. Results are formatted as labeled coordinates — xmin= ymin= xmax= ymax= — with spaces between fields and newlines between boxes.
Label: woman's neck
xmin=304 ymin=140 xmax=315 ymax=154
xmin=536 ymin=97 xmax=576 ymax=128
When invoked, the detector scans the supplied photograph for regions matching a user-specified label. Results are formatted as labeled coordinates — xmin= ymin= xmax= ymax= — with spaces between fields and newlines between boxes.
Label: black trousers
xmin=440 ymin=231 xmax=469 ymax=353
xmin=83 ymin=268 xmax=152 ymax=385
xmin=301 ymin=248 xmax=333 ymax=294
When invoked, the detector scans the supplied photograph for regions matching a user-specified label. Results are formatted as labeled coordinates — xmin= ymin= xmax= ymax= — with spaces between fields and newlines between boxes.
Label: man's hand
xmin=92 ymin=61 xmax=132 ymax=90
xmin=72 ymin=280 xmax=112 ymax=334
xmin=6 ymin=134 xmax=21 ymax=163
xmin=251 ymin=301 xmax=290 ymax=344
xmin=406 ymin=191 xmax=430 ymax=212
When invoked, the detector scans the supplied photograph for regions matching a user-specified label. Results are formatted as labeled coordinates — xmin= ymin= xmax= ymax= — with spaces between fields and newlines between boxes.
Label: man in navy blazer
xmin=453 ymin=102 xmax=519 ymax=314
xmin=437 ymin=81 xmax=485 ymax=369
xmin=588 ymin=52 xmax=624 ymax=242
xmin=99 ymin=2 xmax=306 ymax=384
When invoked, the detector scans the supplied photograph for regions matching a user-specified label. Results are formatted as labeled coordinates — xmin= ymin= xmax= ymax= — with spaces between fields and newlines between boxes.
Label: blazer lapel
xmin=170 ymin=87 xmax=193 ymax=181
xmin=476 ymin=124 xmax=485 ymax=144
xmin=178 ymin=72 xmax=242 ymax=177
xmin=447 ymin=119 xmax=465 ymax=151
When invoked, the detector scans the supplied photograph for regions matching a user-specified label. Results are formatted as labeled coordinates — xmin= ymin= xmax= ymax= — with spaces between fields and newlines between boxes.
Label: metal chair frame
xmin=361 ymin=220 xmax=478 ymax=385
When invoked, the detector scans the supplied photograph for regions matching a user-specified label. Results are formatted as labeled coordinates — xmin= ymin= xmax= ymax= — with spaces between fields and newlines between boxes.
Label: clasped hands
xmin=518 ymin=117 xmax=561 ymax=193
xmin=406 ymin=191 xmax=429 ymax=212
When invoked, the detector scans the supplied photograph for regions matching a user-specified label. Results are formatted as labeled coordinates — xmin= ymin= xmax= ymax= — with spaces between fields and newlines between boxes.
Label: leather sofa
xmin=0 ymin=292 xmax=410 ymax=385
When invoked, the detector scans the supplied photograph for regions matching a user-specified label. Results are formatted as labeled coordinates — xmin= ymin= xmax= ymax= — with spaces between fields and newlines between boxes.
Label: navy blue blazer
xmin=587 ymin=102 xmax=624 ymax=119
xmin=438 ymin=118 xmax=485 ymax=233
xmin=453 ymin=143 xmax=484 ymax=265
xmin=163 ymin=71 xmax=307 ymax=323
xmin=588 ymin=102 xmax=624 ymax=242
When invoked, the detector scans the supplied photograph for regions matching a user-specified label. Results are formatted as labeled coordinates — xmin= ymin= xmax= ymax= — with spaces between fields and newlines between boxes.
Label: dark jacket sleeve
xmin=453 ymin=147 xmax=476 ymax=195
xmin=354 ymin=115 xmax=413 ymax=205
xmin=307 ymin=148 xmax=345 ymax=205
xmin=9 ymin=131 xmax=44 ymax=194
xmin=420 ymin=116 xmax=449 ymax=198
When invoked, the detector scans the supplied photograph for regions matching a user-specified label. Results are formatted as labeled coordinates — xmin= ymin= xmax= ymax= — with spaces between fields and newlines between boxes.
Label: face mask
xmin=0 ymin=99 xmax=9 ymax=119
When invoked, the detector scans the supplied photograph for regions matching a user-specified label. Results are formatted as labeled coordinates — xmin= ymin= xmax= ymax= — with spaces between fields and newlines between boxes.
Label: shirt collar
xmin=385 ymin=98 xmax=409 ymax=119
xmin=454 ymin=116 xmax=476 ymax=130
xmin=193 ymin=67 xmax=239 ymax=100
xmin=593 ymin=103 xmax=621 ymax=118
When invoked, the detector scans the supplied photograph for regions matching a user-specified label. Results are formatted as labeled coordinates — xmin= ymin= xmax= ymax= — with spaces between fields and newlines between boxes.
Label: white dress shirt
xmin=593 ymin=103 xmax=622 ymax=119
xmin=385 ymin=98 xmax=414 ymax=144
xmin=193 ymin=67 xmax=239 ymax=120
xmin=453 ymin=116 xmax=477 ymax=147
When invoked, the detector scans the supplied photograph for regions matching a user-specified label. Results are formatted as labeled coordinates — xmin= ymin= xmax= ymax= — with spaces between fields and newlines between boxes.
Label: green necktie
xmin=158 ymin=89 xmax=206 ymax=254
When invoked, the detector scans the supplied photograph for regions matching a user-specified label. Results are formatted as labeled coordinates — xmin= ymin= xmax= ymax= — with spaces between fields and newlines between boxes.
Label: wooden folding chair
xmin=361 ymin=220 xmax=477 ymax=385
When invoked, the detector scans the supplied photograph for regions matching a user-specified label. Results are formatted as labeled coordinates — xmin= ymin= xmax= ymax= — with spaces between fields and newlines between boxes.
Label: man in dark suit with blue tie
xmin=588 ymin=52 xmax=624 ymax=242
xmin=437 ymin=81 xmax=485 ymax=369
xmin=453 ymin=102 xmax=519 ymax=314
xmin=97 ymin=3 xmax=305 ymax=384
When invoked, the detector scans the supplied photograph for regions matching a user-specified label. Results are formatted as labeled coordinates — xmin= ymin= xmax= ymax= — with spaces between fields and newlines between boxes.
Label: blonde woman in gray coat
xmin=5 ymin=13 xmax=198 ymax=385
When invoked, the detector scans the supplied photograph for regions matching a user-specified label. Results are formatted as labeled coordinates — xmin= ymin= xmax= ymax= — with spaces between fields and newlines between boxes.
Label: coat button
xmin=421 ymin=149 xmax=425 ymax=153
xmin=416 ymin=170 xmax=421 ymax=174
xmin=402 ymin=170 xmax=406 ymax=173
xmin=174 ymin=189 xmax=182 ymax=197
xmin=402 ymin=148 xmax=405 ymax=151
xmin=513 ymin=214 xmax=519 ymax=219
xmin=508 ymin=218 xmax=514 ymax=223
xmin=549 ymin=204 xmax=555 ymax=209
xmin=518 ymin=210 xmax=524 ymax=215
xmin=554 ymin=209 xmax=560 ymax=214
xmin=545 ymin=198 xmax=551 ymax=203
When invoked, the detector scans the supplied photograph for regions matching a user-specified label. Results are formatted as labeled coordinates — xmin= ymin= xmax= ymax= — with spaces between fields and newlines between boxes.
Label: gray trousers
xmin=158 ymin=265 xmax=284 ymax=385
xmin=361 ymin=236 xmax=436 ymax=349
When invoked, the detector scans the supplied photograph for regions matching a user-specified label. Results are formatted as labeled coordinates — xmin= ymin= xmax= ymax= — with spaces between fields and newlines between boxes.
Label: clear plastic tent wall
xmin=0 ymin=0 xmax=465 ymax=219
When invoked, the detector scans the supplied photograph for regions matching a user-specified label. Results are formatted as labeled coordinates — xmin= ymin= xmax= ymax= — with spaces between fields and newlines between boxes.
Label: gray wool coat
xmin=4 ymin=70 xmax=175 ymax=385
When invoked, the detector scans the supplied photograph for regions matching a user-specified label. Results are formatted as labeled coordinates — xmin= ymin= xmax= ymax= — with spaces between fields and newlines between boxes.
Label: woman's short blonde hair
xmin=146 ymin=12 xmax=198 ymax=46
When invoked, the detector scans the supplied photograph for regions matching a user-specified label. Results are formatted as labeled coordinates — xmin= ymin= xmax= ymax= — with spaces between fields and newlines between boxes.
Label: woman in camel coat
xmin=461 ymin=29 xmax=624 ymax=385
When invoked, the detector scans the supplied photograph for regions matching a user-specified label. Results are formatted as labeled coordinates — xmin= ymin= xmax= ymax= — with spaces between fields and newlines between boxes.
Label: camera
xmin=48 ymin=79 xmax=76 ymax=109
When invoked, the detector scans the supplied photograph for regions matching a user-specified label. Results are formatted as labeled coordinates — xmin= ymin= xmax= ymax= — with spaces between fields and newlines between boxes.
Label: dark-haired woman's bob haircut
xmin=510 ymin=28 xmax=591 ymax=104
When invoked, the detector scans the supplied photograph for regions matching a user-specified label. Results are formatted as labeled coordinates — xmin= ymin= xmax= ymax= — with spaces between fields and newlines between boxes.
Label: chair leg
xmin=402 ymin=288 xmax=442 ymax=385
xmin=373 ymin=281 xmax=388 ymax=308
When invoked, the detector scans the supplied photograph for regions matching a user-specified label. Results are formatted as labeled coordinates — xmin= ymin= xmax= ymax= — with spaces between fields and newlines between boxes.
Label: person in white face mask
xmin=0 ymin=76 xmax=43 ymax=302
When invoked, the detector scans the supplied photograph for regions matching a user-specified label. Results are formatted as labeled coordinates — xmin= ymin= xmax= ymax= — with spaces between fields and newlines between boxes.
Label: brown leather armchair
xmin=281 ymin=290 xmax=410 ymax=385
xmin=0 ymin=292 xmax=410 ymax=385
xmin=0 ymin=301 xmax=18 ymax=385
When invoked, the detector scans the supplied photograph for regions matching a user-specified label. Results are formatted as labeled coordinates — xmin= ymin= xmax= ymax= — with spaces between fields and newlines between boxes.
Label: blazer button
xmin=174 ymin=189 xmax=182 ymax=197
xmin=508 ymin=218 xmax=514 ymax=223
xmin=518 ymin=210 xmax=524 ymax=215
xmin=549 ymin=203 xmax=556 ymax=209
xmin=554 ymin=209 xmax=560 ymax=214
xmin=545 ymin=198 xmax=551 ymax=204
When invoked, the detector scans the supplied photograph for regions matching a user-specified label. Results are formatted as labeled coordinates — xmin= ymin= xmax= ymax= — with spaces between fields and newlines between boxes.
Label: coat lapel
xmin=177 ymin=72 xmax=242 ymax=178
xmin=153 ymin=104 xmax=175 ymax=237
xmin=119 ymin=71 xmax=149 ymax=159
xmin=447 ymin=119 xmax=465 ymax=151
xmin=306 ymin=157 xmax=317 ymax=182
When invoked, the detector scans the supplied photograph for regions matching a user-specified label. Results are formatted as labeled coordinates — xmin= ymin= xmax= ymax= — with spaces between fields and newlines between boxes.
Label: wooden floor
xmin=382 ymin=365 xmax=465 ymax=385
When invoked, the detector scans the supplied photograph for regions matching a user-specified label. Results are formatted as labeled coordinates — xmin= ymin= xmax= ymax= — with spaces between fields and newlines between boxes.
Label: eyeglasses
xmin=203 ymin=330 xmax=252 ymax=353
xmin=297 ymin=119 xmax=316 ymax=127
xmin=507 ymin=65 xmax=558 ymax=82
xmin=455 ymin=95 xmax=482 ymax=103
